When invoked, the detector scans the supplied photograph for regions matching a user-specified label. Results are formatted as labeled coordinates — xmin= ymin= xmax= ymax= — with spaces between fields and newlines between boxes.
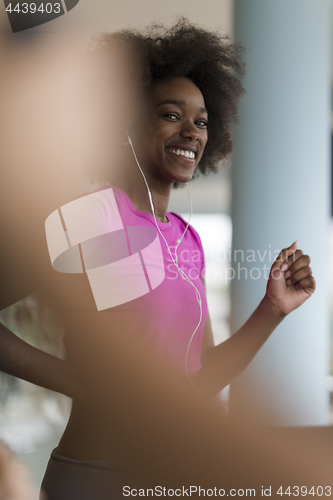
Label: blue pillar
xmin=230 ymin=0 xmax=332 ymax=425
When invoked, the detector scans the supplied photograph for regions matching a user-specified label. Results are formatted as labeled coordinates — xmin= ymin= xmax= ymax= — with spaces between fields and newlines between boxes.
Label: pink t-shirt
xmin=91 ymin=186 xmax=208 ymax=377
xmin=46 ymin=184 xmax=208 ymax=377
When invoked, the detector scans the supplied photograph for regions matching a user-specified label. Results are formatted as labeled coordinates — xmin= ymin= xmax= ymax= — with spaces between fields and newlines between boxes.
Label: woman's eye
xmin=196 ymin=120 xmax=208 ymax=127
xmin=163 ymin=113 xmax=179 ymax=120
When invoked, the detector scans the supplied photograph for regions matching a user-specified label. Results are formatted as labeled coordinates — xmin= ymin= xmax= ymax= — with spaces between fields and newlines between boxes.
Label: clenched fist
xmin=265 ymin=241 xmax=316 ymax=318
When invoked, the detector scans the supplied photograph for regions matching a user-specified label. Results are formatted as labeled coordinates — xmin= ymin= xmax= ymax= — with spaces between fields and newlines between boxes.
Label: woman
xmin=0 ymin=19 xmax=316 ymax=499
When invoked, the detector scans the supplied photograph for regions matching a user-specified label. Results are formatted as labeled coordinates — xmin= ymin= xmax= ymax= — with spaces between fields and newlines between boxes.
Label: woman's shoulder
xmin=168 ymin=211 xmax=189 ymax=227
xmin=168 ymin=212 xmax=203 ymax=248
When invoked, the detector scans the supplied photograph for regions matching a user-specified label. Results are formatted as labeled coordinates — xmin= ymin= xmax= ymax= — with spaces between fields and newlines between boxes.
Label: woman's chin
xmin=170 ymin=169 xmax=196 ymax=185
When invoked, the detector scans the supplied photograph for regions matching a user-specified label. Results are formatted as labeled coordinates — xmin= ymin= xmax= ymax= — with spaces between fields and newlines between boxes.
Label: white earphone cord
xmin=127 ymin=134 xmax=207 ymax=398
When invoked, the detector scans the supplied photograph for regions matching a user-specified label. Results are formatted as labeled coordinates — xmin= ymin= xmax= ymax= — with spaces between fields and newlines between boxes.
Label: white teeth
xmin=170 ymin=149 xmax=195 ymax=159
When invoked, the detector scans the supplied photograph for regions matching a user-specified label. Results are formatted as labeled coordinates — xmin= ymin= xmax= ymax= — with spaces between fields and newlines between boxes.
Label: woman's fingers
xmin=283 ymin=252 xmax=309 ymax=273
xmin=284 ymin=255 xmax=312 ymax=285
xmin=274 ymin=242 xmax=315 ymax=286
xmin=280 ymin=249 xmax=303 ymax=271
xmin=271 ymin=241 xmax=298 ymax=277
xmin=276 ymin=241 xmax=298 ymax=269
xmin=285 ymin=261 xmax=312 ymax=285
xmin=294 ymin=275 xmax=316 ymax=292
xmin=280 ymin=250 xmax=314 ymax=291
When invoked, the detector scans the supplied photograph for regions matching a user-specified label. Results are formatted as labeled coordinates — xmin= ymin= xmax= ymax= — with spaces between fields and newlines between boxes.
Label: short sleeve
xmin=169 ymin=212 xmax=206 ymax=280
xmin=187 ymin=224 xmax=206 ymax=280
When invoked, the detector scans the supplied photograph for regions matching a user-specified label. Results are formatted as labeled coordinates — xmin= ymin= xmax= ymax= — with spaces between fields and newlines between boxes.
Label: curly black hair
xmin=87 ymin=18 xmax=245 ymax=183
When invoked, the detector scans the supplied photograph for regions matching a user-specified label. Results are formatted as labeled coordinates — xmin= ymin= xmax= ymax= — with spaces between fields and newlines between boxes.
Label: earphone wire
xmin=127 ymin=134 xmax=208 ymax=399
xmin=174 ymin=183 xmax=192 ymax=267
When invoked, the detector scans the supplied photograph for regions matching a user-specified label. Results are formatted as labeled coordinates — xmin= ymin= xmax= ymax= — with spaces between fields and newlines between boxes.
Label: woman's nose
xmin=180 ymin=121 xmax=200 ymax=141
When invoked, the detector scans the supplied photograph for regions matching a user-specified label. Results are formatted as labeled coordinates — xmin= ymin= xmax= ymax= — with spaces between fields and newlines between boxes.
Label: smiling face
xmin=134 ymin=76 xmax=208 ymax=187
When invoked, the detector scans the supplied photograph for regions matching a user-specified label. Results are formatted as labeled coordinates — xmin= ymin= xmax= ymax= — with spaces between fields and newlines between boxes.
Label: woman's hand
xmin=265 ymin=240 xmax=316 ymax=318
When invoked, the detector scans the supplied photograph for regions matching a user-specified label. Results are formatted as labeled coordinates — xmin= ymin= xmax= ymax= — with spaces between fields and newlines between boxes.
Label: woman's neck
xmin=111 ymin=168 xmax=173 ymax=223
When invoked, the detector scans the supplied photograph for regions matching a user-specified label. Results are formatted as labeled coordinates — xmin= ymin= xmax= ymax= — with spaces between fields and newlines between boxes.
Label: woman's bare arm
xmin=195 ymin=241 xmax=315 ymax=398
xmin=0 ymin=320 xmax=77 ymax=398
xmin=195 ymin=298 xmax=283 ymax=398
